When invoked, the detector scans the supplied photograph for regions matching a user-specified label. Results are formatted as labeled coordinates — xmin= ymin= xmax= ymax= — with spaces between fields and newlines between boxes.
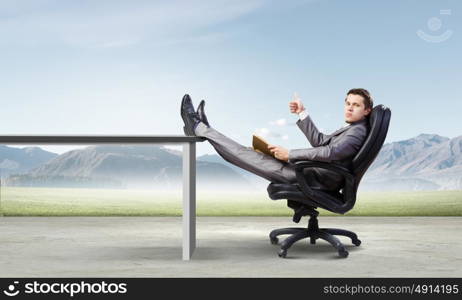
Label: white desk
xmin=0 ymin=135 xmax=206 ymax=260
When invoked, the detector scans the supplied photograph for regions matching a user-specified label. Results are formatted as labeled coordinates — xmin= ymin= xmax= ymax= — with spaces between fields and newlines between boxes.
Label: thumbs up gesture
xmin=289 ymin=92 xmax=305 ymax=114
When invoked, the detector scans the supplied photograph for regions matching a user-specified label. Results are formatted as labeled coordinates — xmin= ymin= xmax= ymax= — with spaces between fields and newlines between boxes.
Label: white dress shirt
xmin=298 ymin=110 xmax=309 ymax=121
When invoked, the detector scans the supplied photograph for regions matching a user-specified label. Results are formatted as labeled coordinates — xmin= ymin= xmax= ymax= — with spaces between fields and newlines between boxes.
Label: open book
xmin=252 ymin=135 xmax=275 ymax=158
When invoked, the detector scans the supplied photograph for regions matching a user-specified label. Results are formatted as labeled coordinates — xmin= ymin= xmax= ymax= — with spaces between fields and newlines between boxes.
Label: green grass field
xmin=0 ymin=187 xmax=461 ymax=216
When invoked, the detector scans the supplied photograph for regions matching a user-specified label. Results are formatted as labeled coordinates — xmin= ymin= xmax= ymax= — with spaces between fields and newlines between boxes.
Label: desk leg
xmin=182 ymin=142 xmax=196 ymax=260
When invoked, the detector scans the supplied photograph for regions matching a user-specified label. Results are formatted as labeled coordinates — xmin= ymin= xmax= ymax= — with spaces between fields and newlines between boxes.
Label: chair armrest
xmin=293 ymin=161 xmax=354 ymax=179
xmin=292 ymin=160 xmax=356 ymax=213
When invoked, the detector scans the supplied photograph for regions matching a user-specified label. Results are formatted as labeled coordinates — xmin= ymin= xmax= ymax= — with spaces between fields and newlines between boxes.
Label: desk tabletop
xmin=0 ymin=135 xmax=206 ymax=144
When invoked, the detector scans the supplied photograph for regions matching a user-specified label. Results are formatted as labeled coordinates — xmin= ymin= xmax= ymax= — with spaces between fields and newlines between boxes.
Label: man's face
xmin=344 ymin=94 xmax=371 ymax=123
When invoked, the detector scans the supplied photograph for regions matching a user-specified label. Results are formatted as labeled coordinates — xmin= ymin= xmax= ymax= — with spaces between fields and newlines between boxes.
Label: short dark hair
xmin=345 ymin=88 xmax=373 ymax=111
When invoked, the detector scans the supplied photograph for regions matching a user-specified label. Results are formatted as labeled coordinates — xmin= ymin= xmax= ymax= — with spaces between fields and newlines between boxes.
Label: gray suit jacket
xmin=288 ymin=114 xmax=369 ymax=191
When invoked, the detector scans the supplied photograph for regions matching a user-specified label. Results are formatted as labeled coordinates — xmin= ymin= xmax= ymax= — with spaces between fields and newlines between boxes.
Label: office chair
xmin=267 ymin=105 xmax=391 ymax=258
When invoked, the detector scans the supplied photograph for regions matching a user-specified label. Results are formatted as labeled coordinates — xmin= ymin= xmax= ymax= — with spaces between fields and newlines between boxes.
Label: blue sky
xmin=1 ymin=0 xmax=460 ymax=156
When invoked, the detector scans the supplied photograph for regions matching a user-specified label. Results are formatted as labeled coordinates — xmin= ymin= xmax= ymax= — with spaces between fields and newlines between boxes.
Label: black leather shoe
xmin=196 ymin=100 xmax=210 ymax=127
xmin=181 ymin=94 xmax=201 ymax=136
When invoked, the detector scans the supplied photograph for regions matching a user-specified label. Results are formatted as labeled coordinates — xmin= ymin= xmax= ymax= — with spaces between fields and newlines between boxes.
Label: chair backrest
xmin=351 ymin=105 xmax=391 ymax=188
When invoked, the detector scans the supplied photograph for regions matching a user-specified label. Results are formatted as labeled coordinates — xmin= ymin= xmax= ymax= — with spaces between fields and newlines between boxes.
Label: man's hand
xmin=268 ymin=145 xmax=289 ymax=162
xmin=289 ymin=92 xmax=305 ymax=114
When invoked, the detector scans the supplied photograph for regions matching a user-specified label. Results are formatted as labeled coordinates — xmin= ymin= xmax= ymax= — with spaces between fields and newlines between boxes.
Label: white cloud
xmin=254 ymin=127 xmax=289 ymax=140
xmin=0 ymin=0 xmax=265 ymax=48
xmin=268 ymin=118 xmax=297 ymax=126
xmin=269 ymin=118 xmax=287 ymax=126
xmin=254 ymin=127 xmax=269 ymax=137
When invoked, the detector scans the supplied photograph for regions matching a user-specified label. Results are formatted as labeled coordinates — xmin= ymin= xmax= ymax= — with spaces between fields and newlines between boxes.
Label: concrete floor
xmin=0 ymin=216 xmax=461 ymax=277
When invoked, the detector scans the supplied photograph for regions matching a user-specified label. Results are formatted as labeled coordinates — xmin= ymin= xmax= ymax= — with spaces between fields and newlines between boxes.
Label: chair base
xmin=269 ymin=213 xmax=361 ymax=258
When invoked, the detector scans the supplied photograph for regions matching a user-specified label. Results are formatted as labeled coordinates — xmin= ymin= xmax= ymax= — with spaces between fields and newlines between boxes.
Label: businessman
xmin=181 ymin=88 xmax=372 ymax=192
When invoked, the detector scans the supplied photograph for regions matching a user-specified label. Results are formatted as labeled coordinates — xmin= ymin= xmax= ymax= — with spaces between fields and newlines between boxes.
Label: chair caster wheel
xmin=352 ymin=239 xmax=361 ymax=246
xmin=278 ymin=249 xmax=287 ymax=258
xmin=270 ymin=237 xmax=279 ymax=245
xmin=338 ymin=249 xmax=349 ymax=258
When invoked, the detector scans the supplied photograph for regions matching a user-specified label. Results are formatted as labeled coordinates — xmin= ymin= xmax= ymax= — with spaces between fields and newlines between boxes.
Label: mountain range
xmin=0 ymin=145 xmax=58 ymax=177
xmin=362 ymin=134 xmax=462 ymax=191
xmin=2 ymin=145 xmax=252 ymax=190
xmin=1 ymin=133 xmax=461 ymax=191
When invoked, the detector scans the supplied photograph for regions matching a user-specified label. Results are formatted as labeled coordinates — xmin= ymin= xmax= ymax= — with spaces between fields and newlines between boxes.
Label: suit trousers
xmin=194 ymin=122 xmax=298 ymax=184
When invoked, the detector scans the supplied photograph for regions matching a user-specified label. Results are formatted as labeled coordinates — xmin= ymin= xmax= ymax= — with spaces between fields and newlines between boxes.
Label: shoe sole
xmin=181 ymin=95 xmax=196 ymax=136
xmin=197 ymin=100 xmax=210 ymax=127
